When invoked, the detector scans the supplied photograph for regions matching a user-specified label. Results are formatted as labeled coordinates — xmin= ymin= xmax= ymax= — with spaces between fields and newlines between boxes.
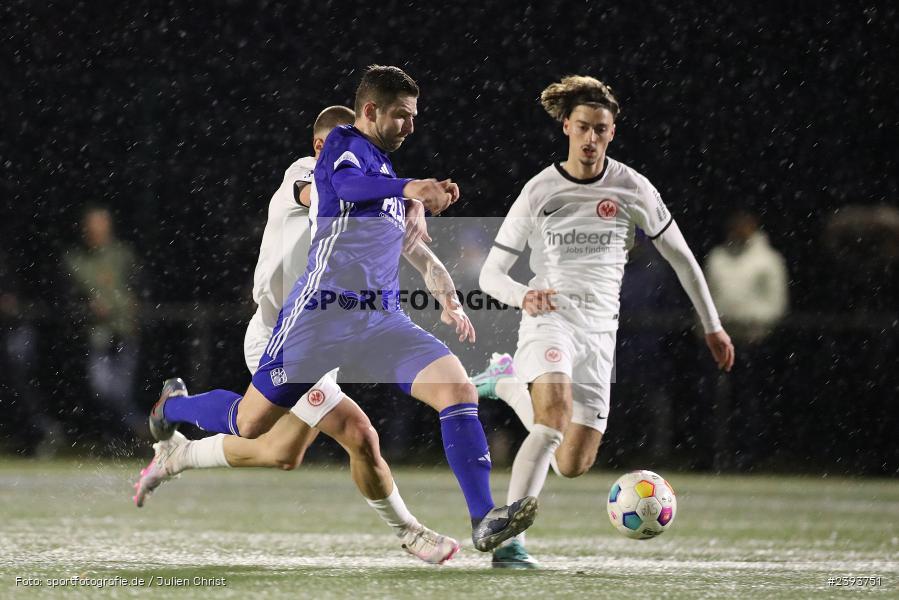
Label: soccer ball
xmin=607 ymin=470 xmax=677 ymax=539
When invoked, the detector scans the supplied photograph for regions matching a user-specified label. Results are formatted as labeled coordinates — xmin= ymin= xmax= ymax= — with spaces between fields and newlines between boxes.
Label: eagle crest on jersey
xmin=490 ymin=158 xmax=673 ymax=332
xmin=597 ymin=198 xmax=617 ymax=219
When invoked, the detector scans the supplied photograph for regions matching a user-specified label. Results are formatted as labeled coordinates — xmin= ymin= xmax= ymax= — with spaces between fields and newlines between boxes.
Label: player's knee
xmin=357 ymin=427 xmax=380 ymax=463
xmin=557 ymin=460 xmax=589 ymax=478
xmin=556 ymin=452 xmax=596 ymax=478
xmin=342 ymin=417 xmax=381 ymax=461
xmin=438 ymin=381 xmax=478 ymax=408
xmin=236 ymin=415 xmax=267 ymax=440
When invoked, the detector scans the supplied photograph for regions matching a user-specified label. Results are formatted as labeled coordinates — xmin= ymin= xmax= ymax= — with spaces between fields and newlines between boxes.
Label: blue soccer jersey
xmin=302 ymin=125 xmax=412 ymax=308
xmin=252 ymin=124 xmax=451 ymax=406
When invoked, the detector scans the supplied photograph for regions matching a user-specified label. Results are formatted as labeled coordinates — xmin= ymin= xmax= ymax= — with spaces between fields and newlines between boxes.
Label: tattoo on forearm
xmin=425 ymin=263 xmax=455 ymax=299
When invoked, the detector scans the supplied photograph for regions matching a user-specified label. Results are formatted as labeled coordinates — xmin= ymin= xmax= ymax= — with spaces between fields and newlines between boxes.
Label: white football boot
xmin=133 ymin=431 xmax=189 ymax=507
xmin=400 ymin=523 xmax=462 ymax=565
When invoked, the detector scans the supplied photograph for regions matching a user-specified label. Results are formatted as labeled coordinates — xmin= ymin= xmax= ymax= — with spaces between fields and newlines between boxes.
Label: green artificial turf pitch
xmin=1 ymin=460 xmax=897 ymax=598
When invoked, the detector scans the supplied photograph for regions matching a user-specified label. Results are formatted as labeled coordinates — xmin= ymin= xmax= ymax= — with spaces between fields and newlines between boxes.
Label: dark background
xmin=1 ymin=1 xmax=896 ymax=474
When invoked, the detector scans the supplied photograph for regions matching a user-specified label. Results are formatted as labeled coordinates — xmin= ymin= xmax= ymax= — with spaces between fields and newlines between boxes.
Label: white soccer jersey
xmin=492 ymin=158 xmax=672 ymax=331
xmin=251 ymin=156 xmax=316 ymax=327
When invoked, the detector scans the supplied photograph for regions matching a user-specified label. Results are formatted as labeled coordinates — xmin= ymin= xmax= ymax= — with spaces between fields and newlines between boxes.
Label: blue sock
xmin=439 ymin=403 xmax=495 ymax=521
xmin=163 ymin=389 xmax=242 ymax=435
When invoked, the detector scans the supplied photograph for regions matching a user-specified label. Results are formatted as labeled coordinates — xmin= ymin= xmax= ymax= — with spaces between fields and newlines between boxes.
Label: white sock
xmin=496 ymin=377 xmax=535 ymax=431
xmin=174 ymin=434 xmax=230 ymax=473
xmin=504 ymin=424 xmax=563 ymax=545
xmin=365 ymin=480 xmax=418 ymax=537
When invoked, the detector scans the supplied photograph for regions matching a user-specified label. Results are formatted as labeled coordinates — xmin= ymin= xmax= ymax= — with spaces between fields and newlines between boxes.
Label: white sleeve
xmin=651 ymin=220 xmax=722 ymax=334
xmin=285 ymin=157 xmax=316 ymax=205
xmin=478 ymin=190 xmax=534 ymax=308
xmin=631 ymin=177 xmax=673 ymax=239
xmin=286 ymin=156 xmax=316 ymax=186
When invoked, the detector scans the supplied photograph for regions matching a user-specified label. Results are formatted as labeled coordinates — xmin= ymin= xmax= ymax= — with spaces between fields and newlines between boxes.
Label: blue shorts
xmin=252 ymin=303 xmax=451 ymax=408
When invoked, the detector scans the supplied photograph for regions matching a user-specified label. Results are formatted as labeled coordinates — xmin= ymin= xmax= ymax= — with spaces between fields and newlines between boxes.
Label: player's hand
xmin=403 ymin=178 xmax=454 ymax=215
xmin=522 ymin=288 xmax=557 ymax=316
xmin=403 ymin=199 xmax=432 ymax=253
xmin=705 ymin=330 xmax=735 ymax=372
xmin=440 ymin=296 xmax=476 ymax=343
xmin=438 ymin=179 xmax=460 ymax=204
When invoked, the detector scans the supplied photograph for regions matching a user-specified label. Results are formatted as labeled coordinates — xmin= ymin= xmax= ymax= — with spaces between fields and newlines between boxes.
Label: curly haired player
xmin=476 ymin=75 xmax=734 ymax=567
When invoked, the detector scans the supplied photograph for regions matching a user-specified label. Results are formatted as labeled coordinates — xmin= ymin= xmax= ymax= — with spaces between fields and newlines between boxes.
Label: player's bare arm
xmin=403 ymin=241 xmax=475 ymax=343
xmin=403 ymin=198 xmax=432 ymax=253
xmin=402 ymin=240 xmax=455 ymax=305
xmin=296 ymin=182 xmax=312 ymax=207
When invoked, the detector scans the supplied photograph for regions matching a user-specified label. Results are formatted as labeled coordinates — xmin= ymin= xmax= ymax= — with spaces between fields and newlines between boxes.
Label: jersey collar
xmin=554 ymin=158 xmax=608 ymax=185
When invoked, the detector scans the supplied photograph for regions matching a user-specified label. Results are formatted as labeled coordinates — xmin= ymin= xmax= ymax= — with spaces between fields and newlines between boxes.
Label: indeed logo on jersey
xmin=545 ymin=228 xmax=614 ymax=255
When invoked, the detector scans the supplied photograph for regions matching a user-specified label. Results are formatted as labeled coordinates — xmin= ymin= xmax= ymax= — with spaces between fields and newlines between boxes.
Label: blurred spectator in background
xmin=704 ymin=211 xmax=788 ymax=470
xmin=64 ymin=207 xmax=145 ymax=440
xmin=1 ymin=250 xmax=65 ymax=456
xmin=822 ymin=205 xmax=899 ymax=312
xmin=706 ymin=212 xmax=789 ymax=343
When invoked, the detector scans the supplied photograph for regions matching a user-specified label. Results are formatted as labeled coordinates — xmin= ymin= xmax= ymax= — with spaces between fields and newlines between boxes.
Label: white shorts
xmin=514 ymin=314 xmax=616 ymax=433
xmin=244 ymin=307 xmax=343 ymax=427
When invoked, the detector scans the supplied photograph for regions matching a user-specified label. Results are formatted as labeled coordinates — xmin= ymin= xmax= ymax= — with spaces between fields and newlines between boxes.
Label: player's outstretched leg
xmin=315 ymin=396 xmax=461 ymax=564
xmin=139 ymin=386 xmax=460 ymax=565
xmin=151 ymin=377 xmax=286 ymax=442
xmin=132 ymin=420 xmax=314 ymax=509
xmin=413 ymin=354 xmax=538 ymax=552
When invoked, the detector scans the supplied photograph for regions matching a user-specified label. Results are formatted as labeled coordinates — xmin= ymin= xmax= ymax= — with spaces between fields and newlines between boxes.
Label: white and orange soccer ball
xmin=607 ymin=470 xmax=677 ymax=539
